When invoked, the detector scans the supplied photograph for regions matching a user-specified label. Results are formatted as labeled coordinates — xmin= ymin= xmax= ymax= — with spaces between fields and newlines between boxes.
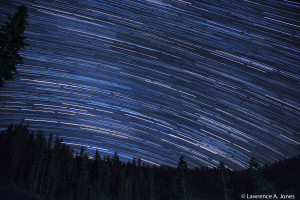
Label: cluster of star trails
xmin=0 ymin=0 xmax=299 ymax=169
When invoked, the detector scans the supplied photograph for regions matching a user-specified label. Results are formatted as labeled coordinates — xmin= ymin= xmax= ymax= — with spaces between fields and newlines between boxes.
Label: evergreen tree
xmin=90 ymin=150 xmax=103 ymax=200
xmin=249 ymin=157 xmax=274 ymax=194
xmin=218 ymin=162 xmax=232 ymax=200
xmin=78 ymin=151 xmax=90 ymax=200
xmin=176 ymin=155 xmax=191 ymax=200
xmin=46 ymin=135 xmax=62 ymax=199
xmin=101 ymin=155 xmax=112 ymax=199
xmin=124 ymin=161 xmax=134 ymax=200
xmin=29 ymin=132 xmax=47 ymax=194
xmin=8 ymin=124 xmax=29 ymax=184
xmin=135 ymin=158 xmax=147 ymax=200
xmin=0 ymin=5 xmax=28 ymax=87
xmin=111 ymin=152 xmax=121 ymax=199
xmin=39 ymin=133 xmax=52 ymax=195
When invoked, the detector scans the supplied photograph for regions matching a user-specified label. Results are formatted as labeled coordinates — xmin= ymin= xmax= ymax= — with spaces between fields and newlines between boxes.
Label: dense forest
xmin=0 ymin=123 xmax=299 ymax=200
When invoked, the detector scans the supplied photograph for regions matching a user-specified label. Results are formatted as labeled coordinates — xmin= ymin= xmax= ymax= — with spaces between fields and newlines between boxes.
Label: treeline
xmin=0 ymin=124 xmax=299 ymax=200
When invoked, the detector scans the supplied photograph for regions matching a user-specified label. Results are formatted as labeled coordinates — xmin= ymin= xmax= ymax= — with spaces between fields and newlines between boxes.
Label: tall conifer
xmin=176 ymin=155 xmax=191 ymax=200
xmin=0 ymin=5 xmax=28 ymax=87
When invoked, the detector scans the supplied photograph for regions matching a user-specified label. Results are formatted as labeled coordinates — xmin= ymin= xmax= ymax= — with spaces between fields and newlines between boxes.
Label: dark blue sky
xmin=0 ymin=0 xmax=299 ymax=169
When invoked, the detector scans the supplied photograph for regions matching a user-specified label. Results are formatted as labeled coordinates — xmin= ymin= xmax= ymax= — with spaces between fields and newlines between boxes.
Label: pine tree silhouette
xmin=0 ymin=5 xmax=28 ymax=87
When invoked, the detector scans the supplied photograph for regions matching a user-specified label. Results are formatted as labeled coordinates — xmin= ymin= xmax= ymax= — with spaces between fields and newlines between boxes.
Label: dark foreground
xmin=0 ymin=124 xmax=299 ymax=200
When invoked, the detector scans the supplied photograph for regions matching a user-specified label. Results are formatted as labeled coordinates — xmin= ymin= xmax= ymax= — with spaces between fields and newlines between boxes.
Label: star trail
xmin=0 ymin=0 xmax=299 ymax=170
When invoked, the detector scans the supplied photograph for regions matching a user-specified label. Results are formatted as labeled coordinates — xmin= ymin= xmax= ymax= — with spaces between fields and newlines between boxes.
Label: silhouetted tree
xmin=29 ymin=132 xmax=47 ymax=194
xmin=0 ymin=5 xmax=28 ymax=87
xmin=89 ymin=150 xmax=103 ymax=200
xmin=111 ymin=152 xmax=121 ymax=199
xmin=249 ymin=157 xmax=274 ymax=194
xmin=78 ymin=148 xmax=90 ymax=200
xmin=218 ymin=162 xmax=233 ymax=200
xmin=176 ymin=155 xmax=191 ymax=200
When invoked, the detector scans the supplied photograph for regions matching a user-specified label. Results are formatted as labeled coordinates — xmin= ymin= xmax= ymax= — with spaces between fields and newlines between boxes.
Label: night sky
xmin=0 ymin=0 xmax=299 ymax=170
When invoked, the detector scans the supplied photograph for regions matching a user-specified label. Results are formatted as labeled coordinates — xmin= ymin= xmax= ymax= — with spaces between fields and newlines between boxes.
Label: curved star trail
xmin=0 ymin=0 xmax=299 ymax=170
